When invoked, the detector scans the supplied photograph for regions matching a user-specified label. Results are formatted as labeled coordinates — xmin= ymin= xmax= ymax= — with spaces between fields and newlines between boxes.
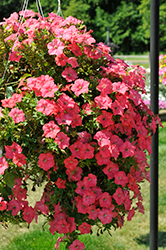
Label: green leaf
xmin=50 ymin=173 xmax=57 ymax=182
xmin=3 ymin=171 xmax=16 ymax=189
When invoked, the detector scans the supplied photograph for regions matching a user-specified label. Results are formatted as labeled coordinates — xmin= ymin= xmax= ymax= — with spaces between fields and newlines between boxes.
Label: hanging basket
xmin=0 ymin=9 xmax=161 ymax=249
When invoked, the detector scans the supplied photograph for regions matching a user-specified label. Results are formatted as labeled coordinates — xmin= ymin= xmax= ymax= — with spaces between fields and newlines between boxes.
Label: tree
xmin=138 ymin=0 xmax=166 ymax=52
xmin=0 ymin=0 xmax=23 ymax=20
xmin=108 ymin=1 xmax=145 ymax=54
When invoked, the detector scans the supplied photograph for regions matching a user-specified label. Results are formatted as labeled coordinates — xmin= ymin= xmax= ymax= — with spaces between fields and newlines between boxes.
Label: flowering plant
xmin=0 ymin=10 xmax=161 ymax=249
xmin=159 ymin=54 xmax=166 ymax=101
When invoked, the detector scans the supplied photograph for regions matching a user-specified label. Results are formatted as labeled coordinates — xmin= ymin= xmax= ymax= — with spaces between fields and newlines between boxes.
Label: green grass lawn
xmin=0 ymin=123 xmax=166 ymax=250
xmin=114 ymin=55 xmax=150 ymax=69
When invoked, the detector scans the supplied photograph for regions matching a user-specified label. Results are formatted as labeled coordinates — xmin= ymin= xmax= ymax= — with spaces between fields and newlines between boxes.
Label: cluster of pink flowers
xmin=144 ymin=99 xmax=166 ymax=110
xmin=0 ymin=10 xmax=162 ymax=249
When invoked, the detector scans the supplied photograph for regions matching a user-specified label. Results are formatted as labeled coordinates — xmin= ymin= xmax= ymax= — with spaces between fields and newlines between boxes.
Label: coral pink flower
xmin=0 ymin=157 xmax=9 ymax=174
xmin=136 ymin=201 xmax=145 ymax=214
xmin=55 ymin=178 xmax=66 ymax=189
xmin=57 ymin=93 xmax=75 ymax=109
xmin=129 ymin=89 xmax=142 ymax=106
xmin=75 ymin=181 xmax=90 ymax=196
xmin=69 ymin=141 xmax=83 ymax=159
xmin=111 ymin=100 xmax=124 ymax=116
xmin=64 ymin=156 xmax=78 ymax=171
xmin=68 ymin=167 xmax=83 ymax=181
xmin=82 ymin=102 xmax=93 ymax=115
xmin=23 ymin=206 xmax=35 ymax=224
xmin=43 ymin=121 xmax=60 ymax=139
xmin=123 ymin=190 xmax=132 ymax=210
xmin=127 ymin=207 xmax=135 ymax=221
xmin=0 ymin=197 xmax=7 ymax=211
xmin=83 ymin=190 xmax=96 ymax=206
xmin=71 ymin=79 xmax=90 ymax=96
xmin=1 ymin=94 xmax=23 ymax=108
xmin=102 ymin=162 xmax=119 ymax=179
xmin=98 ymin=208 xmax=114 ymax=224
xmin=96 ymin=110 xmax=113 ymax=128
xmin=94 ymin=94 xmax=112 ymax=109
xmin=54 ymin=132 xmax=70 ymax=149
xmin=9 ymin=51 xmax=22 ymax=62
xmin=83 ymin=173 xmax=97 ymax=188
xmin=56 ymin=219 xmax=70 ymax=234
xmin=27 ymin=77 xmax=41 ymax=91
xmin=1 ymin=98 xmax=15 ymax=108
xmin=112 ymin=81 xmax=128 ymax=94
xmin=67 ymin=57 xmax=79 ymax=68
xmin=41 ymin=81 xmax=58 ymax=98
xmin=61 ymin=67 xmax=78 ymax=82
xmin=119 ymin=141 xmax=135 ymax=158
xmin=69 ymin=239 xmax=85 ymax=250
xmin=36 ymin=99 xmax=55 ymax=116
xmin=99 ymin=145 xmax=111 ymax=158
xmin=62 ymin=25 xmax=78 ymax=40
xmin=87 ymin=205 xmax=100 ymax=220
xmin=97 ymin=78 xmax=112 ymax=95
xmin=75 ymin=196 xmax=87 ymax=214
xmin=95 ymin=152 xmax=110 ymax=166
xmin=99 ymin=192 xmax=114 ymax=209
xmin=9 ymin=107 xmax=25 ymax=123
xmin=114 ymin=171 xmax=128 ymax=187
xmin=10 ymin=93 xmax=23 ymax=103
xmin=68 ymin=43 xmax=82 ymax=56
xmin=8 ymin=199 xmax=22 ymax=216
xmin=55 ymin=113 xmax=73 ymax=126
xmin=5 ymin=142 xmax=22 ymax=159
xmin=78 ymin=222 xmax=91 ymax=234
xmin=47 ymin=38 xmax=65 ymax=56
xmin=113 ymin=187 xmax=125 ymax=205
xmin=71 ymin=114 xmax=82 ymax=128
xmin=35 ymin=200 xmax=49 ymax=215
xmin=55 ymin=53 xmax=68 ymax=66
xmin=55 ymin=236 xmax=66 ymax=250
xmin=12 ymin=153 xmax=26 ymax=167
xmin=94 ymin=130 xmax=111 ymax=147
xmin=79 ymin=143 xmax=94 ymax=159
xmin=77 ymin=131 xmax=91 ymax=143
xmin=13 ymin=186 xmax=27 ymax=200
xmin=38 ymin=153 xmax=55 ymax=171
xmin=91 ymin=186 xmax=102 ymax=199
xmin=67 ymin=217 xmax=76 ymax=233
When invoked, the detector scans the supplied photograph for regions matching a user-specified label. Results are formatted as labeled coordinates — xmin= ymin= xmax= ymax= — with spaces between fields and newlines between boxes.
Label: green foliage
xmin=138 ymin=0 xmax=166 ymax=52
xmin=109 ymin=1 xmax=145 ymax=54
xmin=63 ymin=0 xmax=90 ymax=23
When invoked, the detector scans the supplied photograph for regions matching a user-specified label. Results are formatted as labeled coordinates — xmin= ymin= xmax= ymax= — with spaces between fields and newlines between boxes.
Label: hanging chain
xmin=57 ymin=0 xmax=64 ymax=18
xmin=36 ymin=0 xmax=44 ymax=19
xmin=1 ymin=0 xmax=45 ymax=85
xmin=1 ymin=0 xmax=30 ymax=85
xmin=1 ymin=0 xmax=64 ymax=85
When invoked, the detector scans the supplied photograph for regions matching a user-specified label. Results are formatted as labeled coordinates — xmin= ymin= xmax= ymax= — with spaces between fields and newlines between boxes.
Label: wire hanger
xmin=1 ymin=0 xmax=44 ymax=85
xmin=56 ymin=0 xmax=64 ymax=19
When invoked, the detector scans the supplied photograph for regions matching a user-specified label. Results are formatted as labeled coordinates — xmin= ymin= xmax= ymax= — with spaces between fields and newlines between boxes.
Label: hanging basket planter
xmin=0 ymin=9 xmax=161 ymax=249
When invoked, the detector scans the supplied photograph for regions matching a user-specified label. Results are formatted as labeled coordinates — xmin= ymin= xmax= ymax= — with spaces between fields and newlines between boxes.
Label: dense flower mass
xmin=0 ymin=10 xmax=162 ymax=249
